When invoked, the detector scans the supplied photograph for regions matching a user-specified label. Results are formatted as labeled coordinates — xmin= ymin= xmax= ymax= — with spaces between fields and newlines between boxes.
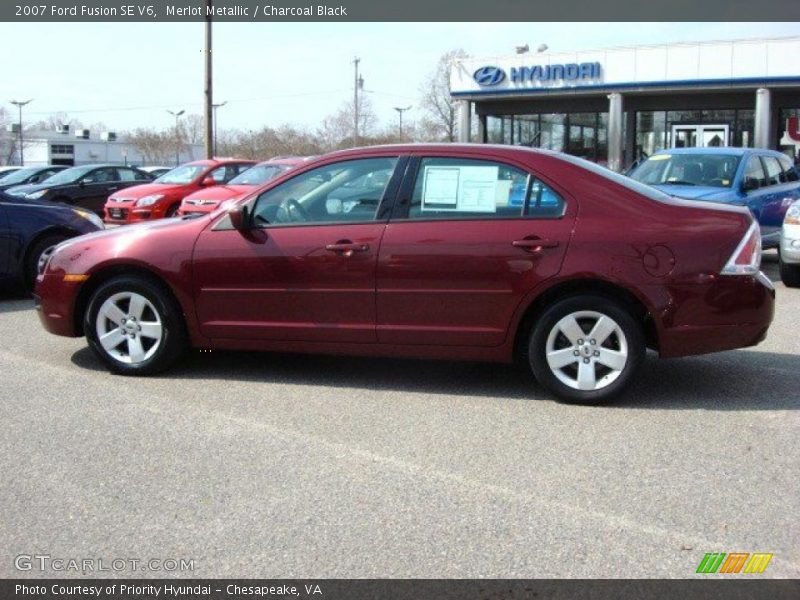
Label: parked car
xmin=0 ymin=166 xmax=23 ymax=180
xmin=103 ymin=159 xmax=256 ymax=224
xmin=628 ymin=147 xmax=800 ymax=248
xmin=6 ymin=164 xmax=153 ymax=217
xmin=0 ymin=190 xmax=103 ymax=292
xmin=780 ymin=199 xmax=800 ymax=287
xmin=139 ymin=166 xmax=172 ymax=179
xmin=177 ymin=157 xmax=310 ymax=216
xmin=0 ymin=165 xmax=68 ymax=192
xmin=35 ymin=144 xmax=774 ymax=404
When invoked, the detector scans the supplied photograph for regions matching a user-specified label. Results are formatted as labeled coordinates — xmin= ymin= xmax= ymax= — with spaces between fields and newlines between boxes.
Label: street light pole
xmin=204 ymin=1 xmax=213 ymax=159
xmin=352 ymin=57 xmax=360 ymax=147
xmin=393 ymin=105 xmax=411 ymax=140
xmin=167 ymin=109 xmax=185 ymax=166
xmin=10 ymin=99 xmax=32 ymax=166
xmin=212 ymin=101 xmax=227 ymax=157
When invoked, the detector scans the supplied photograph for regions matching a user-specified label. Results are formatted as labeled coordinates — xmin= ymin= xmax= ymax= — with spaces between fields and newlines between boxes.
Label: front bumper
xmin=780 ymin=234 xmax=800 ymax=264
xmin=104 ymin=203 xmax=156 ymax=224
xmin=34 ymin=273 xmax=84 ymax=337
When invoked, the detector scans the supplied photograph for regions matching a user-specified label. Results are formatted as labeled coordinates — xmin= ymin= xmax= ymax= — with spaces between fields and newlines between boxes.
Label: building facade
xmin=451 ymin=36 xmax=800 ymax=171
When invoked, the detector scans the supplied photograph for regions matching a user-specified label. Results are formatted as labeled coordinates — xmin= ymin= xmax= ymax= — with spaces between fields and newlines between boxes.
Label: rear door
xmin=193 ymin=155 xmax=404 ymax=343
xmin=74 ymin=167 xmax=120 ymax=215
xmin=376 ymin=153 xmax=575 ymax=347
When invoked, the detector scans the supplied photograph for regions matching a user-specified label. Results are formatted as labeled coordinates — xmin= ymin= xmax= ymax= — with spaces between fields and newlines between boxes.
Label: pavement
xmin=0 ymin=253 xmax=798 ymax=578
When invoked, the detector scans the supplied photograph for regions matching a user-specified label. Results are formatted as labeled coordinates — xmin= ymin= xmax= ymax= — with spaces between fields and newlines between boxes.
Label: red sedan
xmin=36 ymin=144 xmax=774 ymax=403
xmin=177 ymin=157 xmax=310 ymax=217
xmin=103 ymin=158 xmax=255 ymax=224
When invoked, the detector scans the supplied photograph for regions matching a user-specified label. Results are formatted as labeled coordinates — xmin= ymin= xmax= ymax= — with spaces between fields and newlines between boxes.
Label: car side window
xmin=83 ymin=167 xmax=117 ymax=184
xmin=251 ymin=157 xmax=398 ymax=227
xmin=762 ymin=156 xmax=782 ymax=187
xmin=134 ymin=169 xmax=151 ymax=181
xmin=403 ymin=157 xmax=563 ymax=220
xmin=777 ymin=154 xmax=799 ymax=183
xmin=116 ymin=168 xmax=139 ymax=182
xmin=743 ymin=156 xmax=766 ymax=189
xmin=209 ymin=165 xmax=247 ymax=183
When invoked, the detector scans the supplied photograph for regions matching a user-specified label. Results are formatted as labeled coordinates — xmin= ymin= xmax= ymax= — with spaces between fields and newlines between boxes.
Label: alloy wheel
xmin=95 ymin=291 xmax=163 ymax=364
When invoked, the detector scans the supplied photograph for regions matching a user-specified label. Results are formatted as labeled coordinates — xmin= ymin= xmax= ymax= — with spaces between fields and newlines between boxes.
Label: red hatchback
xmin=36 ymin=145 xmax=774 ymax=403
xmin=103 ymin=158 xmax=255 ymax=224
xmin=177 ymin=157 xmax=311 ymax=217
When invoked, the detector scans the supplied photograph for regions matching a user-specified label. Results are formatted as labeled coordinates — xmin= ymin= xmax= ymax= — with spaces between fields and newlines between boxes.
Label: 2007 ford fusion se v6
xmin=34 ymin=145 xmax=775 ymax=404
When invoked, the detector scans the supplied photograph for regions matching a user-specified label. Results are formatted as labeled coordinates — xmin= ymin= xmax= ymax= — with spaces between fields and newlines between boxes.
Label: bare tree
xmin=124 ymin=128 xmax=176 ymax=165
xmin=316 ymin=95 xmax=378 ymax=151
xmin=419 ymin=49 xmax=469 ymax=142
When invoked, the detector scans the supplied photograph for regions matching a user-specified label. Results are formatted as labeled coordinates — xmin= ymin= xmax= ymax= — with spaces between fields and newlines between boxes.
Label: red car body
xmin=36 ymin=144 xmax=775 ymax=402
xmin=103 ymin=158 xmax=256 ymax=224
xmin=177 ymin=157 xmax=308 ymax=217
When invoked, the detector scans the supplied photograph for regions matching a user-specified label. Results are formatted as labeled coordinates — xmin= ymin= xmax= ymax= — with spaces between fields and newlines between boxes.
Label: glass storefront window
xmin=539 ymin=114 xmax=565 ymax=152
xmin=778 ymin=108 xmax=800 ymax=163
xmin=635 ymin=111 xmax=666 ymax=159
xmin=486 ymin=116 xmax=513 ymax=145
xmin=567 ymin=113 xmax=597 ymax=160
xmin=735 ymin=109 xmax=754 ymax=148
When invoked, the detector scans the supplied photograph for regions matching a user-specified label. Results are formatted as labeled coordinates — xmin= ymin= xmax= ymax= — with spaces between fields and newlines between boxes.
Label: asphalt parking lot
xmin=1 ymin=252 xmax=798 ymax=579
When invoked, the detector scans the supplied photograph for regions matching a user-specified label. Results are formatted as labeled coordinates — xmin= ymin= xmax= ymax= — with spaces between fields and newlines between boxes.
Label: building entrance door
xmin=671 ymin=124 xmax=729 ymax=148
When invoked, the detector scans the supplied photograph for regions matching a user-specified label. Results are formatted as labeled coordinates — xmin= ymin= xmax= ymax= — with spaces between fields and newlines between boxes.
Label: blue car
xmin=628 ymin=147 xmax=800 ymax=248
xmin=0 ymin=190 xmax=104 ymax=292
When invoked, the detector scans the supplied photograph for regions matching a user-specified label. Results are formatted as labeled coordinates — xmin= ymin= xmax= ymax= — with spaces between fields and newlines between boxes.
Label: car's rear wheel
xmin=25 ymin=234 xmax=68 ymax=291
xmin=84 ymin=275 xmax=186 ymax=375
xmin=528 ymin=295 xmax=645 ymax=404
xmin=779 ymin=254 xmax=800 ymax=288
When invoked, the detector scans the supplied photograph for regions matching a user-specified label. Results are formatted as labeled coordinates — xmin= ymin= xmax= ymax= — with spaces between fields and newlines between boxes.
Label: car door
xmin=192 ymin=155 xmax=404 ymax=343
xmin=376 ymin=154 xmax=575 ymax=347
xmin=739 ymin=154 xmax=770 ymax=232
xmin=759 ymin=155 xmax=800 ymax=243
xmin=0 ymin=199 xmax=10 ymax=280
xmin=73 ymin=167 xmax=120 ymax=216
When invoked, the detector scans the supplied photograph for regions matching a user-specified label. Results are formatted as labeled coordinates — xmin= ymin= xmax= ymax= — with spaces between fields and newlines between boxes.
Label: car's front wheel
xmin=26 ymin=234 xmax=68 ymax=291
xmin=84 ymin=275 xmax=186 ymax=375
xmin=528 ymin=295 xmax=645 ymax=404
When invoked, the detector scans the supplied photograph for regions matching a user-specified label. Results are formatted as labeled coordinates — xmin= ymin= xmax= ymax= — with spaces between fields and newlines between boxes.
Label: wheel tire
xmin=84 ymin=275 xmax=187 ymax=376
xmin=165 ymin=203 xmax=180 ymax=218
xmin=779 ymin=254 xmax=800 ymax=288
xmin=528 ymin=295 xmax=645 ymax=404
xmin=25 ymin=234 xmax=68 ymax=291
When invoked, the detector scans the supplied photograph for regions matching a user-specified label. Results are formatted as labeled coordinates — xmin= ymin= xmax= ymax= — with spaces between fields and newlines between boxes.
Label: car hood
xmin=55 ymin=214 xmax=200 ymax=250
xmin=651 ymin=184 xmax=740 ymax=203
xmin=183 ymin=184 xmax=253 ymax=202
xmin=110 ymin=182 xmax=189 ymax=199
xmin=6 ymin=182 xmax=57 ymax=196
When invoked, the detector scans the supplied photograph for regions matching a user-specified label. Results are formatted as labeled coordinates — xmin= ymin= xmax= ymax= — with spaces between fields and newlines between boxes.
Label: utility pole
xmin=212 ymin=101 xmax=227 ymax=157
xmin=167 ymin=109 xmax=185 ymax=165
xmin=204 ymin=0 xmax=213 ymax=159
xmin=353 ymin=57 xmax=360 ymax=147
xmin=393 ymin=105 xmax=411 ymax=140
xmin=10 ymin=99 xmax=32 ymax=166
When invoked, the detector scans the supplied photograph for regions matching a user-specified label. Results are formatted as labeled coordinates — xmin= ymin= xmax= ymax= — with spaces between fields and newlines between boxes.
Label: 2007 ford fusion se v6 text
xmin=34 ymin=145 xmax=775 ymax=403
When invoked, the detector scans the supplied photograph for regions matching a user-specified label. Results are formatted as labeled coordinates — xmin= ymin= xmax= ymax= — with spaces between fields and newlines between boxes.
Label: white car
xmin=780 ymin=199 xmax=800 ymax=287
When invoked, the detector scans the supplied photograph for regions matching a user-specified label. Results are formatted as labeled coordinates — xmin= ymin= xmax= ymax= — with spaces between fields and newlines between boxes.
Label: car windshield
xmin=629 ymin=153 xmax=740 ymax=188
xmin=0 ymin=169 xmax=20 ymax=180
xmin=0 ymin=167 xmax=42 ymax=185
xmin=154 ymin=164 xmax=205 ymax=184
xmin=228 ymin=164 xmax=287 ymax=185
xmin=40 ymin=165 xmax=95 ymax=185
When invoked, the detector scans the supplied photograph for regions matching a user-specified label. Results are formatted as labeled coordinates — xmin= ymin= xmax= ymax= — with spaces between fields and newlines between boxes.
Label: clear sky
xmin=2 ymin=22 xmax=799 ymax=134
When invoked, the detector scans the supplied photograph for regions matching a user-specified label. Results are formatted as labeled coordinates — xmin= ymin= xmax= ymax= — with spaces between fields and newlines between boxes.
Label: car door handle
xmin=512 ymin=238 xmax=559 ymax=252
xmin=325 ymin=242 xmax=370 ymax=256
xmin=107 ymin=186 xmax=119 ymax=192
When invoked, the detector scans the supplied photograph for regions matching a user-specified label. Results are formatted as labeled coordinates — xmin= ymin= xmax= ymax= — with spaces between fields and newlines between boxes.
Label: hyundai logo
xmin=473 ymin=66 xmax=506 ymax=87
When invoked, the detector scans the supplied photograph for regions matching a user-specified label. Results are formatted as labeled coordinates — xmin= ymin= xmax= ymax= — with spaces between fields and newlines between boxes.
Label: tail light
xmin=721 ymin=222 xmax=761 ymax=276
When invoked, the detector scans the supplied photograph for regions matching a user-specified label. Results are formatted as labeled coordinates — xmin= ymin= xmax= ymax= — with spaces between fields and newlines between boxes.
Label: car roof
xmin=188 ymin=158 xmax=257 ymax=166
xmin=651 ymin=147 xmax=784 ymax=158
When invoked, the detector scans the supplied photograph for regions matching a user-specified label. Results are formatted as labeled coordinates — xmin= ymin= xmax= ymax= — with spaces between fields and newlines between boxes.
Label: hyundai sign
xmin=473 ymin=62 xmax=602 ymax=87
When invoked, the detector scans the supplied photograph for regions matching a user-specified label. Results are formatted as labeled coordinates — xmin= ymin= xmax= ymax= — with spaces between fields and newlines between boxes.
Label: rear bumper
xmin=34 ymin=273 xmax=83 ymax=337
xmin=657 ymin=272 xmax=775 ymax=358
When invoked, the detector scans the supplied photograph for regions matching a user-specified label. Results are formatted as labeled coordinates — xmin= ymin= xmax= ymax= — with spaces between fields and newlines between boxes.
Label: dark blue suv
xmin=628 ymin=147 xmax=800 ymax=248
xmin=0 ymin=191 xmax=103 ymax=292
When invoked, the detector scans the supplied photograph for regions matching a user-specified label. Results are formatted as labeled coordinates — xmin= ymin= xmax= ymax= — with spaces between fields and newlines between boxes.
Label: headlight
xmin=73 ymin=209 xmax=105 ymax=230
xmin=135 ymin=194 xmax=164 ymax=207
xmin=785 ymin=203 xmax=800 ymax=226
xmin=26 ymin=189 xmax=48 ymax=199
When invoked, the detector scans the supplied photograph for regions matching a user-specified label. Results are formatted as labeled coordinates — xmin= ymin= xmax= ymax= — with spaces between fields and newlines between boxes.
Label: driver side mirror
xmin=202 ymin=176 xmax=217 ymax=187
xmin=227 ymin=204 xmax=250 ymax=230
xmin=741 ymin=176 xmax=759 ymax=193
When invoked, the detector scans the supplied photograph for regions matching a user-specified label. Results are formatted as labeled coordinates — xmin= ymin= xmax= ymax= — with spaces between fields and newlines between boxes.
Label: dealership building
xmin=451 ymin=36 xmax=800 ymax=171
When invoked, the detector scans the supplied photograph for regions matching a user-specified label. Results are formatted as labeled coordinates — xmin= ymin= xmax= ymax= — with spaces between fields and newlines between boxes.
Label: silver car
xmin=780 ymin=199 xmax=800 ymax=287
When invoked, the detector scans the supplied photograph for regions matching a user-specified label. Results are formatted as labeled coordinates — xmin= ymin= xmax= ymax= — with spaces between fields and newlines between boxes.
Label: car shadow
xmin=70 ymin=346 xmax=800 ymax=411
xmin=0 ymin=293 xmax=34 ymax=314
xmin=761 ymin=249 xmax=781 ymax=283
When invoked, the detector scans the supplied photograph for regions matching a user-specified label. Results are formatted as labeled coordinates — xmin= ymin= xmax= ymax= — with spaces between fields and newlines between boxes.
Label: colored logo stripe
xmin=744 ymin=553 xmax=773 ymax=573
xmin=697 ymin=552 xmax=773 ymax=574
xmin=697 ymin=553 xmax=726 ymax=573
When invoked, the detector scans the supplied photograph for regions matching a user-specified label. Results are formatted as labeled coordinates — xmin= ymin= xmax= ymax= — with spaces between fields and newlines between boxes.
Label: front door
xmin=74 ymin=167 xmax=121 ymax=216
xmin=192 ymin=156 xmax=402 ymax=343
xmin=376 ymin=155 xmax=575 ymax=347
xmin=672 ymin=124 xmax=729 ymax=148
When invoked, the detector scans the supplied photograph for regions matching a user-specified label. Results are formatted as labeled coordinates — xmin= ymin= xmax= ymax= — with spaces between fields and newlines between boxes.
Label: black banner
xmin=4 ymin=579 xmax=800 ymax=600
xmin=3 ymin=0 xmax=800 ymax=22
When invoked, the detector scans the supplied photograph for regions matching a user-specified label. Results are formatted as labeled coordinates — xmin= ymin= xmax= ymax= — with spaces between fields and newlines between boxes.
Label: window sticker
xmin=421 ymin=165 xmax=499 ymax=213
